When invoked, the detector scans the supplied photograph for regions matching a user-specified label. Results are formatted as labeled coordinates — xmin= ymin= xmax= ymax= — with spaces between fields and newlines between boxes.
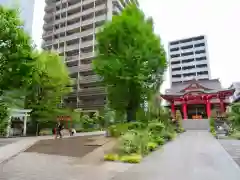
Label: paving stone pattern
xmin=25 ymin=135 xmax=100 ymax=158
xmin=112 ymin=131 xmax=240 ymax=180
xmin=0 ymin=152 xmax=133 ymax=180
xmin=219 ymin=139 xmax=240 ymax=167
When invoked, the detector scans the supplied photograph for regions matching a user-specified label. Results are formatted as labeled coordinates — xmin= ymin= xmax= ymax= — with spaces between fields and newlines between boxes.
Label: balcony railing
xmin=66 ymin=55 xmax=79 ymax=61
xmin=78 ymin=87 xmax=106 ymax=96
xmin=77 ymin=100 xmax=105 ymax=108
xmin=80 ymin=75 xmax=102 ymax=84
xmin=79 ymin=64 xmax=92 ymax=72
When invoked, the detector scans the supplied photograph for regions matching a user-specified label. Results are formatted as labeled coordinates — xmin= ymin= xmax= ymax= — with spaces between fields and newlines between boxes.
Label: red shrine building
xmin=161 ymin=79 xmax=234 ymax=120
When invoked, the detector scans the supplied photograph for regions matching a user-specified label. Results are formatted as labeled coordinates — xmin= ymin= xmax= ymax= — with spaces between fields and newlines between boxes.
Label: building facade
xmin=0 ymin=0 xmax=36 ymax=36
xmin=161 ymin=79 xmax=234 ymax=119
xmin=42 ymin=0 xmax=136 ymax=111
xmin=168 ymin=35 xmax=211 ymax=86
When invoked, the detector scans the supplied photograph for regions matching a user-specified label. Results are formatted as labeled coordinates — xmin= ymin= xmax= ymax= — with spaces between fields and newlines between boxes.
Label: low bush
xmin=118 ymin=130 xmax=149 ymax=155
xmin=148 ymin=122 xmax=165 ymax=134
xmin=161 ymin=130 xmax=176 ymax=141
xmin=39 ymin=129 xmax=52 ymax=136
xmin=147 ymin=142 xmax=158 ymax=151
xmin=104 ymin=154 xmax=119 ymax=161
xmin=154 ymin=136 xmax=165 ymax=145
xmin=108 ymin=123 xmax=129 ymax=137
xmin=210 ymin=125 xmax=216 ymax=137
xmin=120 ymin=154 xmax=142 ymax=164
xmin=128 ymin=122 xmax=146 ymax=130
xmin=230 ymin=131 xmax=240 ymax=140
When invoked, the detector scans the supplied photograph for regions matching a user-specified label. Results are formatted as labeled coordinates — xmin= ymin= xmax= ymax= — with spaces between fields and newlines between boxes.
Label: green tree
xmin=228 ymin=103 xmax=240 ymax=129
xmin=0 ymin=6 xmax=34 ymax=135
xmin=0 ymin=5 xmax=34 ymax=95
xmin=93 ymin=4 xmax=167 ymax=122
xmin=24 ymin=51 xmax=72 ymax=133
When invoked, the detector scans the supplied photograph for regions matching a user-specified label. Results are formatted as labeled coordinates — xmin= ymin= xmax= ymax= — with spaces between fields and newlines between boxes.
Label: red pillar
xmin=220 ymin=99 xmax=225 ymax=113
xmin=206 ymin=100 xmax=211 ymax=118
xmin=182 ymin=103 xmax=187 ymax=120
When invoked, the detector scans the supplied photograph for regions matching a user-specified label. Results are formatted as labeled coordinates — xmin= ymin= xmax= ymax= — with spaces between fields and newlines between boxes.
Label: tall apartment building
xmin=42 ymin=0 xmax=136 ymax=111
xmin=168 ymin=35 xmax=211 ymax=86
xmin=0 ymin=0 xmax=36 ymax=36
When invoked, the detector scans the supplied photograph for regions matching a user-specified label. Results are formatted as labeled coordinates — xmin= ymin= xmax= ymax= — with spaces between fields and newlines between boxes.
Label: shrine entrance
xmin=187 ymin=104 xmax=207 ymax=119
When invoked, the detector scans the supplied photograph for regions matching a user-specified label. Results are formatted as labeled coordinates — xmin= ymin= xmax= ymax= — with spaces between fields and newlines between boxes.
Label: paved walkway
xmin=220 ymin=139 xmax=240 ymax=167
xmin=0 ymin=138 xmax=19 ymax=148
xmin=112 ymin=131 xmax=240 ymax=180
xmin=0 ymin=131 xmax=105 ymax=164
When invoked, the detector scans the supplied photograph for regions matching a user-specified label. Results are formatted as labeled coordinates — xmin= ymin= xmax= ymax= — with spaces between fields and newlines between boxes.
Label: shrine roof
xmin=165 ymin=79 xmax=227 ymax=95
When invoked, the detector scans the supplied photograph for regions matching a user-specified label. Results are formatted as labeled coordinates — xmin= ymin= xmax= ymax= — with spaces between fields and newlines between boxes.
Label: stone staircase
xmin=182 ymin=119 xmax=210 ymax=130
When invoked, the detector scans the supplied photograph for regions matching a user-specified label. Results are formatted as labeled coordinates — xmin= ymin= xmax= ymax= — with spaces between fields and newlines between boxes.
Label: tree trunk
xmin=126 ymin=107 xmax=136 ymax=122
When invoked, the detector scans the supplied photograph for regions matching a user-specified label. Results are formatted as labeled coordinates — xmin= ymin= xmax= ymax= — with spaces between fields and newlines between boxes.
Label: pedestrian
xmin=55 ymin=122 xmax=63 ymax=139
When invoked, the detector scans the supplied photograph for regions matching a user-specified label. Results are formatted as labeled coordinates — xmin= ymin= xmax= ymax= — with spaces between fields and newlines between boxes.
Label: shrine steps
xmin=182 ymin=119 xmax=210 ymax=130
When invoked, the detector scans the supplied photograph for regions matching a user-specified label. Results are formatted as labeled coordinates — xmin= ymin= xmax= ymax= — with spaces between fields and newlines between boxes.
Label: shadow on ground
xmin=25 ymin=135 xmax=103 ymax=158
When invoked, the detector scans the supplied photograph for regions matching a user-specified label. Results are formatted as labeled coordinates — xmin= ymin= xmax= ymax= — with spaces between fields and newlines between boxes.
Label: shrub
xmin=118 ymin=130 xmax=149 ymax=155
xmin=209 ymin=117 xmax=215 ymax=127
xmin=39 ymin=129 xmax=52 ymax=136
xmin=161 ymin=130 xmax=176 ymax=141
xmin=148 ymin=122 xmax=165 ymax=134
xmin=154 ymin=136 xmax=165 ymax=145
xmin=128 ymin=122 xmax=146 ymax=130
xmin=120 ymin=154 xmax=142 ymax=164
xmin=104 ymin=154 xmax=119 ymax=161
xmin=118 ymin=130 xmax=140 ymax=154
xmin=147 ymin=142 xmax=158 ymax=151
xmin=108 ymin=123 xmax=129 ymax=137
xmin=81 ymin=115 xmax=94 ymax=129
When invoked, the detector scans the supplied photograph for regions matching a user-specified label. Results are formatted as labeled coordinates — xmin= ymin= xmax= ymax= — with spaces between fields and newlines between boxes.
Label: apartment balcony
xmin=44 ymin=12 xmax=54 ymax=21
xmin=66 ymin=44 xmax=79 ymax=52
xmin=78 ymin=87 xmax=106 ymax=96
xmin=44 ymin=4 xmax=54 ymax=12
xmin=80 ymin=75 xmax=102 ymax=84
xmin=80 ymin=52 xmax=96 ymax=60
xmin=54 ymin=3 xmax=106 ymax=25
xmin=77 ymin=100 xmax=105 ymax=108
xmin=42 ymin=31 xmax=53 ymax=38
xmin=66 ymin=55 xmax=79 ymax=62
xmin=43 ymin=22 xmax=53 ymax=30
xmin=79 ymin=63 xmax=92 ymax=72
xmin=68 ymin=66 xmax=80 ymax=74
xmin=42 ymin=40 xmax=53 ymax=47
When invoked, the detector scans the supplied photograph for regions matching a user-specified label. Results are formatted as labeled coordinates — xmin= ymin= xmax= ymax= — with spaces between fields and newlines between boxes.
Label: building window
xmin=196 ymin=56 xmax=206 ymax=61
xmin=195 ymin=50 xmax=206 ymax=54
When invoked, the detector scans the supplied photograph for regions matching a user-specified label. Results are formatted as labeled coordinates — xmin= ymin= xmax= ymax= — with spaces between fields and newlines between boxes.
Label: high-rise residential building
xmin=42 ymin=0 xmax=137 ymax=111
xmin=0 ymin=0 xmax=36 ymax=36
xmin=168 ymin=35 xmax=211 ymax=86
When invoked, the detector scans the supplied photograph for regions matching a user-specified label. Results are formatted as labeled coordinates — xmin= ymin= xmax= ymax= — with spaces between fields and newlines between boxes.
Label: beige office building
xmin=42 ymin=0 xmax=137 ymax=110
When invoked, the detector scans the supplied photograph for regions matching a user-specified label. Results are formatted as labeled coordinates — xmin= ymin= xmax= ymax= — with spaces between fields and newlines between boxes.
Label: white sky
xmin=32 ymin=0 xmax=240 ymax=93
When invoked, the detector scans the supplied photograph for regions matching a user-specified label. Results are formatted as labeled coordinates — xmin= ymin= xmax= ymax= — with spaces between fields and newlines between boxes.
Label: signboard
xmin=57 ymin=116 xmax=71 ymax=121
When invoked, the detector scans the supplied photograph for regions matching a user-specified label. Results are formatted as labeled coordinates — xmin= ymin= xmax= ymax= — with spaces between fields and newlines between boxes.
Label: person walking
xmin=55 ymin=122 xmax=63 ymax=139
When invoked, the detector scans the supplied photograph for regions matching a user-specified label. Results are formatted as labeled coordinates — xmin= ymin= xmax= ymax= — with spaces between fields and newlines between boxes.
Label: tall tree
xmin=0 ymin=5 xmax=34 ymax=95
xmin=93 ymin=4 xmax=167 ymax=122
xmin=228 ymin=103 xmax=240 ymax=129
xmin=25 ymin=51 xmax=72 ymax=132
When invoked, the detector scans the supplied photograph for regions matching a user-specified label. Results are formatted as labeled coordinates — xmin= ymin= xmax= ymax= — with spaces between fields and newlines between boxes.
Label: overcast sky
xmin=32 ymin=0 xmax=240 ymax=92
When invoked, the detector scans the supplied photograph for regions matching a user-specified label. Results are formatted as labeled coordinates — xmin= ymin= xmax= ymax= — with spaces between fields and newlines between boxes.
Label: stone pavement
xmin=0 ymin=152 xmax=133 ymax=180
xmin=112 ymin=131 xmax=240 ymax=180
xmin=219 ymin=139 xmax=240 ymax=167
xmin=0 ymin=131 xmax=105 ymax=164
xmin=0 ymin=139 xmax=18 ymax=148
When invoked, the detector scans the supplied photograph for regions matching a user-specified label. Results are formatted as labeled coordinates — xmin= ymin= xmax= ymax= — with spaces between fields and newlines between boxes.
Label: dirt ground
xmin=25 ymin=135 xmax=103 ymax=158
